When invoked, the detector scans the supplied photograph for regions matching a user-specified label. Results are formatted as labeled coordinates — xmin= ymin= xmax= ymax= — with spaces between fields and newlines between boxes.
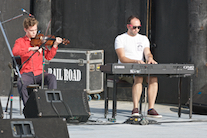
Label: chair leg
xmin=19 ymin=95 xmax=22 ymax=115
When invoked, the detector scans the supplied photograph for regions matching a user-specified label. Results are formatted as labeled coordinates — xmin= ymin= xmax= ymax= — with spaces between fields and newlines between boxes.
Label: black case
xmin=45 ymin=48 xmax=104 ymax=95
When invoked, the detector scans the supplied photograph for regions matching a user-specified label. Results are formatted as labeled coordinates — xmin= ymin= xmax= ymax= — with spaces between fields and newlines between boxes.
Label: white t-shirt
xmin=115 ymin=33 xmax=150 ymax=63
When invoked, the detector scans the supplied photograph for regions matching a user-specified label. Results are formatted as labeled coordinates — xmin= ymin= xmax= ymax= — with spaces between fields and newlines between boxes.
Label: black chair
xmin=104 ymin=74 xmax=147 ymax=119
xmin=8 ymin=56 xmax=40 ymax=115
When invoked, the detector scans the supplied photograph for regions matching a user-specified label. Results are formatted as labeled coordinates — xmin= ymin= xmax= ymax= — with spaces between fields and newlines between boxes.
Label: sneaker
xmin=131 ymin=108 xmax=140 ymax=116
xmin=147 ymin=108 xmax=162 ymax=118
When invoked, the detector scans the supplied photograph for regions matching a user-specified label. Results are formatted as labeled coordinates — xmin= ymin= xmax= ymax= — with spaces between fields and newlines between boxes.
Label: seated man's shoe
xmin=131 ymin=108 xmax=140 ymax=116
xmin=147 ymin=108 xmax=162 ymax=118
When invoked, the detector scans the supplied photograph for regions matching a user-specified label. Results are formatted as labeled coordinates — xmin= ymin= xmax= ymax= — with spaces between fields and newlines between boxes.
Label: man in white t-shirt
xmin=115 ymin=15 xmax=162 ymax=118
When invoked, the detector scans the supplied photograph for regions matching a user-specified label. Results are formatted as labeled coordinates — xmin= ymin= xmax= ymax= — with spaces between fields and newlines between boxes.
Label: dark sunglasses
xmin=129 ymin=24 xmax=141 ymax=29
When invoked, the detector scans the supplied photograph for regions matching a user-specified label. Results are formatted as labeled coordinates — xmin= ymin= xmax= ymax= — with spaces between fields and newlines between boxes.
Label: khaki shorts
xmin=119 ymin=75 xmax=147 ymax=85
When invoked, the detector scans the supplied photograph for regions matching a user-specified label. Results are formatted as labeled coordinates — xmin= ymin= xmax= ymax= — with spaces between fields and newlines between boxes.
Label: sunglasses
xmin=129 ymin=24 xmax=141 ymax=29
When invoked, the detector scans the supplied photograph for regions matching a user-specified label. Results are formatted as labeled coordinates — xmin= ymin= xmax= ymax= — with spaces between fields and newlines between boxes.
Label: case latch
xmin=78 ymin=59 xmax=84 ymax=66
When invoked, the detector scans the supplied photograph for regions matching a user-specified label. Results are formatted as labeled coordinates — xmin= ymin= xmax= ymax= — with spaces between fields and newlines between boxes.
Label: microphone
xmin=21 ymin=8 xmax=34 ymax=18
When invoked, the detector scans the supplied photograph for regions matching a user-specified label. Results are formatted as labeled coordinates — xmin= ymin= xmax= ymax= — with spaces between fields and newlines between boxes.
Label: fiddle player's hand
xmin=28 ymin=47 xmax=42 ymax=53
xmin=28 ymin=46 xmax=39 ymax=52
xmin=53 ymin=37 xmax=62 ymax=48
xmin=38 ymin=48 xmax=42 ymax=53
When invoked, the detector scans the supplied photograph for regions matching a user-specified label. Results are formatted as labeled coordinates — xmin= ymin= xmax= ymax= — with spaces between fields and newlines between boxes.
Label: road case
xmin=45 ymin=48 xmax=104 ymax=100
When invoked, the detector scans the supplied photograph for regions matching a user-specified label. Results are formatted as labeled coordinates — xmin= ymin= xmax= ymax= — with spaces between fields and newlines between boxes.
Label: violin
xmin=30 ymin=33 xmax=70 ymax=47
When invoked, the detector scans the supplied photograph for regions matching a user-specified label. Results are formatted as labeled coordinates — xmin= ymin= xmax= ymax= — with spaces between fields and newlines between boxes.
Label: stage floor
xmin=1 ymin=96 xmax=207 ymax=138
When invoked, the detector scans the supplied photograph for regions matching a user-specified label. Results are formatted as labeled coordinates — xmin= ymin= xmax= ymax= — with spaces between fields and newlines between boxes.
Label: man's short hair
xmin=23 ymin=17 xmax=39 ymax=29
xmin=127 ymin=15 xmax=140 ymax=24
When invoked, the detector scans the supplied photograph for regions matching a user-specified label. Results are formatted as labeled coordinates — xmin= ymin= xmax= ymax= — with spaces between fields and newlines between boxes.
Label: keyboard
xmin=100 ymin=63 xmax=194 ymax=75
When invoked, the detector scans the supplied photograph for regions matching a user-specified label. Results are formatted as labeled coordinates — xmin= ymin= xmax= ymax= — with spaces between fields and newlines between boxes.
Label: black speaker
xmin=193 ymin=84 xmax=207 ymax=114
xmin=23 ymin=89 xmax=90 ymax=122
xmin=0 ymin=118 xmax=69 ymax=138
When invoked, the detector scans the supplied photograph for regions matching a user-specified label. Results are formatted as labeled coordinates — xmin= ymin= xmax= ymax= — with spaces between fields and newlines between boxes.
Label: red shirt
xmin=12 ymin=35 xmax=58 ymax=76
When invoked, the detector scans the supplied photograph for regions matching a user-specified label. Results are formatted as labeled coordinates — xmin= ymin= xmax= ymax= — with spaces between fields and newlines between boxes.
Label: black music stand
xmin=0 ymin=12 xmax=24 ymax=119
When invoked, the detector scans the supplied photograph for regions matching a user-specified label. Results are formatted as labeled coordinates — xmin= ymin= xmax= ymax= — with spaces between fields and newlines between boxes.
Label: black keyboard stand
xmin=104 ymin=74 xmax=193 ymax=120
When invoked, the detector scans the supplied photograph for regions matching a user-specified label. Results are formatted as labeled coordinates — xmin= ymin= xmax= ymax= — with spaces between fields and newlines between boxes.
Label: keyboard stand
xmin=104 ymin=74 xmax=193 ymax=119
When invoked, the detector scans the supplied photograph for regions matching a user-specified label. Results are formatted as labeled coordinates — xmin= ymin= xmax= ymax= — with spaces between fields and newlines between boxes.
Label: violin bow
xmin=45 ymin=19 xmax=51 ymax=36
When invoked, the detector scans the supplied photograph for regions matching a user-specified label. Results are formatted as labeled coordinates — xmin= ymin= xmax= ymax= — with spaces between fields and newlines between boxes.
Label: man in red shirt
xmin=12 ymin=17 xmax=62 ymax=105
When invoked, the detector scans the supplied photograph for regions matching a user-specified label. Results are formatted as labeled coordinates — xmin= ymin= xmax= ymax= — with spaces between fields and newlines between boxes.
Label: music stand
xmin=0 ymin=12 xmax=24 ymax=119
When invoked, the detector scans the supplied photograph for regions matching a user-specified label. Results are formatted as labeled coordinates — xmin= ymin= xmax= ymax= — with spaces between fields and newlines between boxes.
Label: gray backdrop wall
xmin=0 ymin=0 xmax=204 ymax=105
xmin=0 ymin=0 xmax=30 ymax=96
xmin=50 ymin=0 xmax=190 ymax=104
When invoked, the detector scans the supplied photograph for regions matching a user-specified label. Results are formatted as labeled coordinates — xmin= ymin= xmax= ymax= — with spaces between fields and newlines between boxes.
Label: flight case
xmin=45 ymin=48 xmax=104 ymax=100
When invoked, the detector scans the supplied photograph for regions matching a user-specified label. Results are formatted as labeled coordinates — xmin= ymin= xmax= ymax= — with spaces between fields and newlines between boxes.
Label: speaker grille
xmin=11 ymin=121 xmax=35 ymax=137
xmin=45 ymin=90 xmax=63 ymax=102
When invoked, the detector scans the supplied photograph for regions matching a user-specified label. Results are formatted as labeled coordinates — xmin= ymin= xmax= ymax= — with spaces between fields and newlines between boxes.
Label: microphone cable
xmin=50 ymin=100 xmax=60 ymax=118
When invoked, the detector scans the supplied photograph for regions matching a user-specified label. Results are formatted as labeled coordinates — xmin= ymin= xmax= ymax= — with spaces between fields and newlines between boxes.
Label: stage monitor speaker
xmin=0 ymin=118 xmax=69 ymax=138
xmin=193 ymin=84 xmax=207 ymax=114
xmin=23 ymin=89 xmax=90 ymax=123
